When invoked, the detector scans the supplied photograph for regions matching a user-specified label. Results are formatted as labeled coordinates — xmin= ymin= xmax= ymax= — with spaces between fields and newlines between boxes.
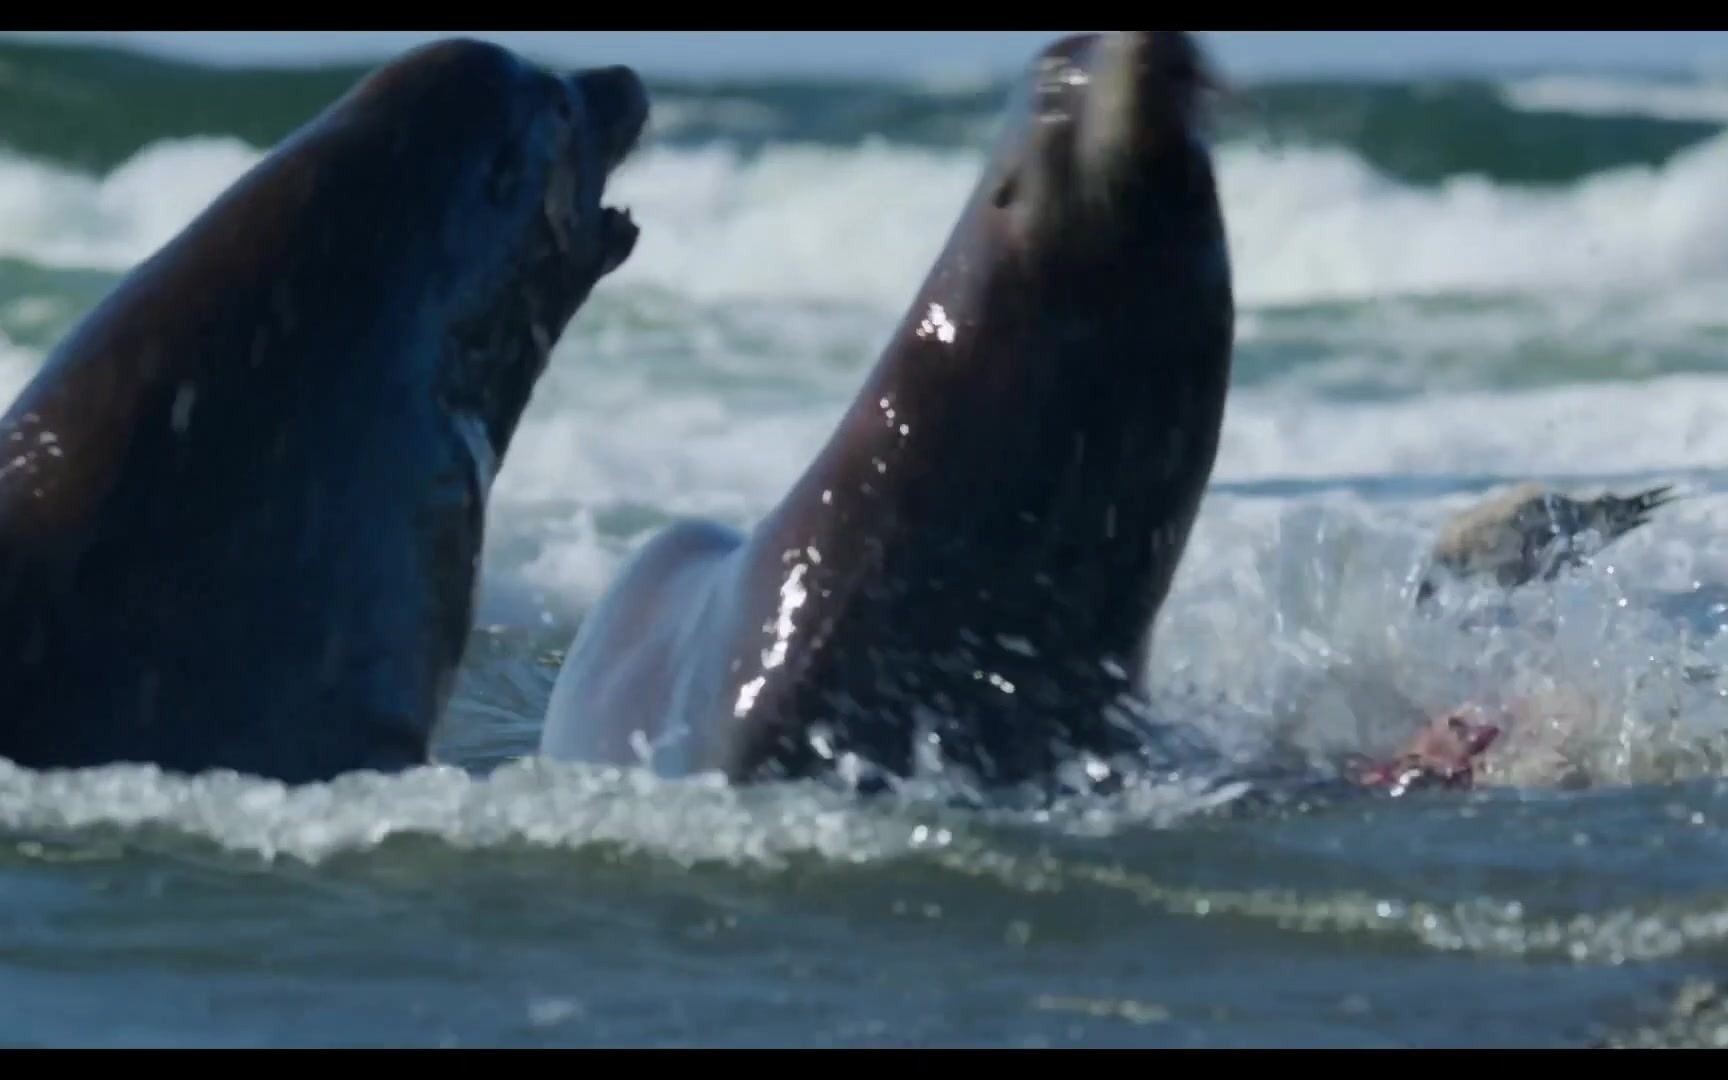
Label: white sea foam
xmin=9 ymin=129 xmax=1728 ymax=307
xmin=1502 ymin=73 xmax=1728 ymax=123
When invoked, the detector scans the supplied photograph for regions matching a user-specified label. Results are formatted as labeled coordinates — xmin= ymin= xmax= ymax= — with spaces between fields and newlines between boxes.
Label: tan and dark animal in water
xmin=1416 ymin=481 xmax=1677 ymax=606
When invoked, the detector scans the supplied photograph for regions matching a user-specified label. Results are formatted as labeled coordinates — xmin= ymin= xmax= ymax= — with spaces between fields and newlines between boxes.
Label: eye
xmin=541 ymin=73 xmax=577 ymax=123
xmin=486 ymin=145 xmax=521 ymax=205
xmin=992 ymin=170 xmax=1018 ymax=209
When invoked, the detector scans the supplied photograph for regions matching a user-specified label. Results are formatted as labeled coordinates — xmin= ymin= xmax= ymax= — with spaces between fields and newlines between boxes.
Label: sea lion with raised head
xmin=541 ymin=31 xmax=1236 ymax=795
xmin=0 ymin=38 xmax=647 ymax=783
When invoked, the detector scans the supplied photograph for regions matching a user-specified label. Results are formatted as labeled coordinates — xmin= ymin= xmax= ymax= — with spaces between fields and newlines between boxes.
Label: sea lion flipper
xmin=540 ymin=517 xmax=744 ymax=773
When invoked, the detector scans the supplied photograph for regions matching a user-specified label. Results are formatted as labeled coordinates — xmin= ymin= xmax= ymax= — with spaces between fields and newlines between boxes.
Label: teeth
xmin=605 ymin=206 xmax=637 ymax=239
xmin=599 ymin=207 xmax=639 ymax=275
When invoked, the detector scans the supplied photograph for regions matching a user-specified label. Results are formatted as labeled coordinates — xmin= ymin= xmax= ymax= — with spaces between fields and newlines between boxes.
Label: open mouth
xmin=572 ymin=65 xmax=649 ymax=277
xmin=598 ymin=206 xmax=637 ymax=276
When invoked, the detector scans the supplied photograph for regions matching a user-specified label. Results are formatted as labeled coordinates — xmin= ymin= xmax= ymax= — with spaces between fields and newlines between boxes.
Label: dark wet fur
xmin=0 ymin=40 xmax=645 ymax=783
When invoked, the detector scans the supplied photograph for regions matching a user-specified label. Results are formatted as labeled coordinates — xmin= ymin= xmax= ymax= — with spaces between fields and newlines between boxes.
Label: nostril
xmin=1134 ymin=30 xmax=1223 ymax=107
xmin=574 ymin=66 xmax=647 ymax=124
xmin=1104 ymin=31 xmax=1214 ymax=141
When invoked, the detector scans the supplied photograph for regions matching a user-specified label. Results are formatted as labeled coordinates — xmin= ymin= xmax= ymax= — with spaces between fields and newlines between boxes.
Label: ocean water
xmin=5 ymin=39 xmax=1728 ymax=1048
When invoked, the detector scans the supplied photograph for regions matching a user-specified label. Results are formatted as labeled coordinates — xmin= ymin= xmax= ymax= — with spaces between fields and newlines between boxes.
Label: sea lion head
xmin=0 ymin=38 xmax=649 ymax=544
xmin=981 ymin=31 xmax=1223 ymax=266
xmin=309 ymin=37 xmax=649 ymax=457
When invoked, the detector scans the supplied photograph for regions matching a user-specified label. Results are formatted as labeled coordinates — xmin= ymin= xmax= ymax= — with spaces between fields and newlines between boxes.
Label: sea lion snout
xmin=1081 ymin=31 xmax=1208 ymax=165
xmin=568 ymin=65 xmax=649 ymax=174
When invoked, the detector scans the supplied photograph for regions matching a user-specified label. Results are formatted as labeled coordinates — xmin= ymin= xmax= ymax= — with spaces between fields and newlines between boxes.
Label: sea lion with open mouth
xmin=0 ymin=38 xmax=647 ymax=784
